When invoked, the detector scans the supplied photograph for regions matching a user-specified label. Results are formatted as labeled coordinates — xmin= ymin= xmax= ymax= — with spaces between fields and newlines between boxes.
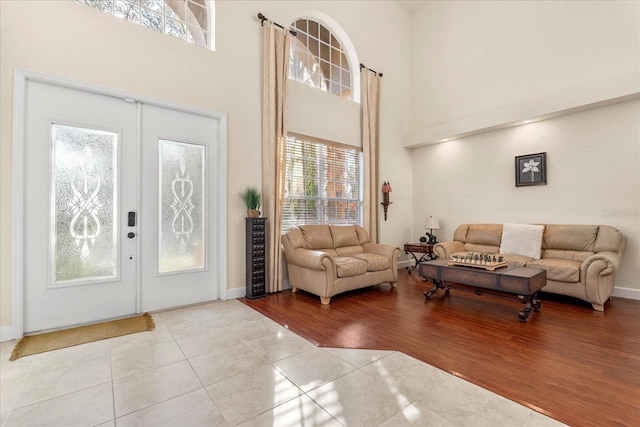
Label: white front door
xmin=139 ymin=104 xmax=221 ymax=312
xmin=23 ymin=80 xmax=138 ymax=332
xmin=19 ymin=77 xmax=224 ymax=333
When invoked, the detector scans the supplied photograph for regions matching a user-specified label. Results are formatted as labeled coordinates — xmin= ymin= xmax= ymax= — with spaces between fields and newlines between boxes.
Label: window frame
xmin=288 ymin=13 xmax=360 ymax=103
xmin=76 ymin=0 xmax=214 ymax=50
xmin=282 ymin=133 xmax=364 ymax=232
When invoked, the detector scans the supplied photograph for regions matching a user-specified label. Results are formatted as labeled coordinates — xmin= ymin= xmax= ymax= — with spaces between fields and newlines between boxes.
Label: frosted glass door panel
xmin=159 ymin=139 xmax=206 ymax=273
xmin=51 ymin=124 xmax=118 ymax=284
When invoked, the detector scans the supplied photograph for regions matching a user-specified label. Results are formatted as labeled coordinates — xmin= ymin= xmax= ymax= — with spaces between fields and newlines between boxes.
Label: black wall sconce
xmin=381 ymin=181 xmax=392 ymax=221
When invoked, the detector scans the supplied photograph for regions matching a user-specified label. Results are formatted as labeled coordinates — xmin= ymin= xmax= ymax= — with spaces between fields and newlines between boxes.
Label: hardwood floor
xmin=242 ymin=269 xmax=640 ymax=427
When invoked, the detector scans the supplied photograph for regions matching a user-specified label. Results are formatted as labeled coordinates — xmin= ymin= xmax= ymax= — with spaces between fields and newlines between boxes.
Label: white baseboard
xmin=0 ymin=325 xmax=19 ymax=342
xmin=398 ymin=260 xmax=413 ymax=269
xmin=226 ymin=286 xmax=246 ymax=300
xmin=612 ymin=286 xmax=640 ymax=301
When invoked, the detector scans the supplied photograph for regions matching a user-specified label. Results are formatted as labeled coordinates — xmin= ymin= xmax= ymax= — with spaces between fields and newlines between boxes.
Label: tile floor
xmin=0 ymin=299 xmax=566 ymax=426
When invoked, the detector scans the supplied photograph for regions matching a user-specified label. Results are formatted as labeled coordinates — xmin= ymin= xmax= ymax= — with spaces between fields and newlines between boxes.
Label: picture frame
xmin=515 ymin=152 xmax=547 ymax=187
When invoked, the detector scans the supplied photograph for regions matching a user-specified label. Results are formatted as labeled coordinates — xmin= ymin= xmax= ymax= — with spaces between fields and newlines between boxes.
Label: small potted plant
xmin=240 ymin=186 xmax=261 ymax=218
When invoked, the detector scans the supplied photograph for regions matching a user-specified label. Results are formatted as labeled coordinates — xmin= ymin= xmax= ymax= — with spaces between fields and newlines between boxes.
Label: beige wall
xmin=410 ymin=0 xmax=639 ymax=131
xmin=411 ymin=100 xmax=640 ymax=292
xmin=408 ymin=1 xmax=640 ymax=293
xmin=0 ymin=1 xmax=413 ymax=332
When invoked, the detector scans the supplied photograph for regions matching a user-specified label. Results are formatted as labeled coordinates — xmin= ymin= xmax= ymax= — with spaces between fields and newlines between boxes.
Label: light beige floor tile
xmin=399 ymin=375 xmax=536 ymax=426
xmin=175 ymin=327 xmax=243 ymax=359
xmin=108 ymin=324 xmax=174 ymax=348
xmin=0 ymin=375 xmax=25 ymax=414
xmin=361 ymin=351 xmax=450 ymax=401
xmin=227 ymin=317 xmax=287 ymax=342
xmin=13 ymin=355 xmax=111 ymax=409
xmin=111 ymin=339 xmax=185 ymax=379
xmin=26 ymin=339 xmax=111 ymax=372
xmin=117 ymin=388 xmax=228 ymax=427
xmin=214 ymin=303 xmax=267 ymax=326
xmin=523 ymin=410 xmax=567 ymax=426
xmin=238 ymin=394 xmax=342 ymax=427
xmin=306 ymin=369 xmax=412 ymax=426
xmin=113 ymin=360 xmax=202 ymax=417
xmin=324 ymin=347 xmax=395 ymax=368
xmin=166 ymin=316 xmax=229 ymax=340
xmin=243 ymin=329 xmax=315 ymax=363
xmin=190 ymin=341 xmax=266 ymax=386
xmin=206 ymin=364 xmax=302 ymax=425
xmin=4 ymin=383 xmax=113 ymax=427
xmin=273 ymin=347 xmax=356 ymax=392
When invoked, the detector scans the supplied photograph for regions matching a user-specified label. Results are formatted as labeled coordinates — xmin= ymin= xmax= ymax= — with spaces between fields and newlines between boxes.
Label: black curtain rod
xmin=360 ymin=63 xmax=383 ymax=77
xmin=257 ymin=13 xmax=297 ymax=36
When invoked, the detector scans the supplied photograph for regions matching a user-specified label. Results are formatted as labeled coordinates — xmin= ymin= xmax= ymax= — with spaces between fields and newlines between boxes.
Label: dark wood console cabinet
xmin=245 ymin=217 xmax=267 ymax=299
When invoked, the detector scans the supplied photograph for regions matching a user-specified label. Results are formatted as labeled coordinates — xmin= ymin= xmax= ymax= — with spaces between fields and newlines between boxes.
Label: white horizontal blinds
xmin=77 ymin=0 xmax=208 ymax=48
xmin=283 ymin=135 xmax=363 ymax=231
xmin=289 ymin=19 xmax=351 ymax=100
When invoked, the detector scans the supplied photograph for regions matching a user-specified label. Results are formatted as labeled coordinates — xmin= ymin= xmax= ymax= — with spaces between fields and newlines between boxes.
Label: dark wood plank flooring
xmin=242 ymin=269 xmax=640 ymax=427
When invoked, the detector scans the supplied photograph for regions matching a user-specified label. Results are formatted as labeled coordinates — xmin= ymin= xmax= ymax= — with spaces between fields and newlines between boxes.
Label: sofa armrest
xmin=581 ymin=251 xmax=623 ymax=309
xmin=581 ymin=251 xmax=622 ymax=278
xmin=361 ymin=243 xmax=401 ymax=263
xmin=434 ymin=241 xmax=465 ymax=259
xmin=284 ymin=248 xmax=334 ymax=271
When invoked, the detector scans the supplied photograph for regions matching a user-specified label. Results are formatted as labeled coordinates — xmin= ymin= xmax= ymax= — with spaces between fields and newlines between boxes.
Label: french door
xmin=18 ymin=75 xmax=224 ymax=333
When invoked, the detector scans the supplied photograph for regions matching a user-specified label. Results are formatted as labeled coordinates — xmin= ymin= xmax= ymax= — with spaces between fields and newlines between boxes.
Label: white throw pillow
xmin=499 ymin=223 xmax=545 ymax=260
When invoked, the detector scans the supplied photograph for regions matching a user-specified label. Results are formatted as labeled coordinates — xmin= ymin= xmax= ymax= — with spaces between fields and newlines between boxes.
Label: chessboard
xmin=447 ymin=252 xmax=508 ymax=271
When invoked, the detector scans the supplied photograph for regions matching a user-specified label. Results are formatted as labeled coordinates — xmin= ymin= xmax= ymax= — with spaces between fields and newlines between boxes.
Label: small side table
xmin=404 ymin=243 xmax=435 ymax=273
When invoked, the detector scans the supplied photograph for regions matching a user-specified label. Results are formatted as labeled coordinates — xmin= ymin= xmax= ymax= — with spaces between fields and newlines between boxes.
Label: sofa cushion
xmin=336 ymin=246 xmax=364 ymax=256
xmin=300 ymin=225 xmax=334 ymax=249
xmin=347 ymin=253 xmax=391 ymax=272
xmin=465 ymin=224 xmax=503 ymax=246
xmin=500 ymin=253 xmax=533 ymax=267
xmin=464 ymin=243 xmax=499 ymax=254
xmin=543 ymin=224 xmax=597 ymax=251
xmin=500 ymin=223 xmax=544 ymax=260
xmin=542 ymin=249 xmax=593 ymax=263
xmin=334 ymin=256 xmax=368 ymax=278
xmin=526 ymin=258 xmax=581 ymax=282
xmin=593 ymin=225 xmax=626 ymax=253
xmin=330 ymin=225 xmax=360 ymax=247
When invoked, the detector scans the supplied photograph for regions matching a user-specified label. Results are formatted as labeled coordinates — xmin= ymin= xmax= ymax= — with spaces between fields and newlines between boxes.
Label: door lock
xmin=127 ymin=232 xmax=135 ymax=239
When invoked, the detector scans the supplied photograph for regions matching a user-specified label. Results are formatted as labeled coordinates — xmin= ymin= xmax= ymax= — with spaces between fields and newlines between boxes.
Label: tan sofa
xmin=434 ymin=224 xmax=626 ymax=311
xmin=281 ymin=224 xmax=401 ymax=304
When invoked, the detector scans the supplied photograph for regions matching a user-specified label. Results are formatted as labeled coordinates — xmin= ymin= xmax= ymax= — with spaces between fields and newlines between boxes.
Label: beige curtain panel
xmin=262 ymin=21 xmax=291 ymax=293
xmin=361 ymin=67 xmax=381 ymax=243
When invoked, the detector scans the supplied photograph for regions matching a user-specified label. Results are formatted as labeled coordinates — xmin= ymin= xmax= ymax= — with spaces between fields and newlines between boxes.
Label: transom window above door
xmin=76 ymin=0 xmax=211 ymax=48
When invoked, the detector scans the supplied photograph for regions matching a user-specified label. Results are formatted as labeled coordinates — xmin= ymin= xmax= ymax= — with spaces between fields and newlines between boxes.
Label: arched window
xmin=77 ymin=0 xmax=212 ymax=49
xmin=289 ymin=17 xmax=356 ymax=101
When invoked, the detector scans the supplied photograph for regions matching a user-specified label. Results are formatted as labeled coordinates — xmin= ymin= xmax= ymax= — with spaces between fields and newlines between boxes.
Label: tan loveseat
xmin=281 ymin=225 xmax=401 ymax=304
xmin=434 ymin=224 xmax=626 ymax=311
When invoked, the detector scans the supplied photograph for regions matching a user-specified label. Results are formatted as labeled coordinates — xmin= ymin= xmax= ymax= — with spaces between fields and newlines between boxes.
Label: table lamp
xmin=424 ymin=216 xmax=440 ymax=244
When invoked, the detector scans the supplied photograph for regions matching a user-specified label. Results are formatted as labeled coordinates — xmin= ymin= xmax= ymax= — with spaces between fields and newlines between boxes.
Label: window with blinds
xmin=283 ymin=135 xmax=363 ymax=231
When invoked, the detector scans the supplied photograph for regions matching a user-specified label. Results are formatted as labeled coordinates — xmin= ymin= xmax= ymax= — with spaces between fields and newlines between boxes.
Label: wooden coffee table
xmin=419 ymin=259 xmax=546 ymax=322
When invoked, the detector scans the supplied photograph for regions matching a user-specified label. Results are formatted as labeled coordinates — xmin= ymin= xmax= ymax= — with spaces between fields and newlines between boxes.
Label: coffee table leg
xmin=532 ymin=291 xmax=541 ymax=312
xmin=518 ymin=292 xmax=541 ymax=322
xmin=424 ymin=279 xmax=446 ymax=300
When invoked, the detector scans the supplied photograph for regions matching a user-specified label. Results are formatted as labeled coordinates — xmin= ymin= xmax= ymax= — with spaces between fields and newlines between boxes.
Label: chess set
xmin=448 ymin=252 xmax=508 ymax=271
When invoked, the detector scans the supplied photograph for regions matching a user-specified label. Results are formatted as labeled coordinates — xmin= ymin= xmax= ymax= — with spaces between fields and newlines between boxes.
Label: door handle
xmin=128 ymin=211 xmax=136 ymax=227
